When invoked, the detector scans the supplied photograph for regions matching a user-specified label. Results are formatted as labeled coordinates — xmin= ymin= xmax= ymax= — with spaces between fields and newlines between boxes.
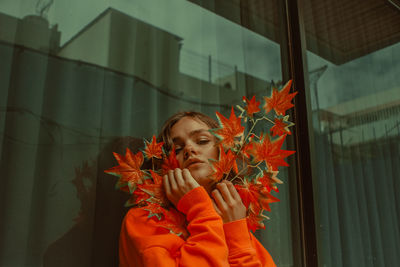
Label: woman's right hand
xmin=163 ymin=168 xmax=200 ymax=207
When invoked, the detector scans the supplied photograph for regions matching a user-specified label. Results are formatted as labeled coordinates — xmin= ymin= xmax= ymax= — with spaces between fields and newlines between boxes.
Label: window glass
xmin=303 ymin=1 xmax=400 ymax=266
xmin=0 ymin=0 xmax=297 ymax=266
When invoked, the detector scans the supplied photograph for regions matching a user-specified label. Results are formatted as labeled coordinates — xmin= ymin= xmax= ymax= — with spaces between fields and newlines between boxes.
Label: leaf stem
xmin=228 ymin=161 xmax=262 ymax=183
xmin=264 ymin=117 xmax=274 ymax=124
xmin=230 ymin=176 xmax=245 ymax=185
xmin=236 ymin=117 xmax=263 ymax=155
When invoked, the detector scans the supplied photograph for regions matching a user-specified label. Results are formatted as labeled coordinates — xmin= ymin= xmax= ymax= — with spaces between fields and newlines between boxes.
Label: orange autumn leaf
xmin=144 ymin=135 xmax=164 ymax=159
xmin=243 ymin=95 xmax=261 ymax=117
xmin=125 ymin=187 xmax=150 ymax=207
xmin=263 ymin=80 xmax=297 ymax=116
xmin=257 ymin=170 xmax=281 ymax=193
xmin=104 ymin=148 xmax=144 ymax=192
xmin=259 ymin=189 xmax=280 ymax=212
xmin=235 ymin=180 xmax=279 ymax=230
xmin=159 ymin=208 xmax=189 ymax=238
xmin=161 ymin=147 xmax=180 ymax=174
xmin=149 ymin=169 xmax=163 ymax=184
xmin=235 ymin=182 xmax=264 ymax=209
xmin=143 ymin=202 xmax=166 ymax=220
xmin=247 ymin=208 xmax=266 ymax=232
xmin=247 ymin=202 xmax=269 ymax=232
xmin=270 ymin=116 xmax=293 ymax=137
xmin=214 ymin=107 xmax=245 ymax=148
xmin=241 ymin=141 xmax=254 ymax=159
xmin=137 ymin=170 xmax=168 ymax=206
xmin=211 ymin=145 xmax=238 ymax=181
xmin=249 ymin=134 xmax=295 ymax=171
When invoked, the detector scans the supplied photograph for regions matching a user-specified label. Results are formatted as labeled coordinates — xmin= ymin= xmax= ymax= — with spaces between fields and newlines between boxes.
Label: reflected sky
xmin=307 ymin=42 xmax=400 ymax=109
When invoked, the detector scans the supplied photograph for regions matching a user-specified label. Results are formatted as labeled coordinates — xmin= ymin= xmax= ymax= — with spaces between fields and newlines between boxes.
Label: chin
xmin=188 ymin=167 xmax=213 ymax=186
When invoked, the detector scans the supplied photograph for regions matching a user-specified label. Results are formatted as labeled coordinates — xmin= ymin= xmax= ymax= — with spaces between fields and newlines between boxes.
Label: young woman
xmin=119 ymin=111 xmax=276 ymax=267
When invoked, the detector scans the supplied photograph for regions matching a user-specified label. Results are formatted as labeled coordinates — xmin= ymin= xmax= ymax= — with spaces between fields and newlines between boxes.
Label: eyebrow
xmin=172 ymin=129 xmax=211 ymax=143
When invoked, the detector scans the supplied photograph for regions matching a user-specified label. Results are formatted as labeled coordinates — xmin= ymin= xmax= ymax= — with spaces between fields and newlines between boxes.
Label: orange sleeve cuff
xmin=177 ymin=186 xmax=215 ymax=218
xmin=223 ymin=218 xmax=253 ymax=253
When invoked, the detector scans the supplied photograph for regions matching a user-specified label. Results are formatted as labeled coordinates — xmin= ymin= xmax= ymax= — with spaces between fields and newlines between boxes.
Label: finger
xmin=212 ymin=189 xmax=227 ymax=210
xmin=182 ymin=169 xmax=198 ymax=187
xmin=211 ymin=199 xmax=222 ymax=216
xmin=168 ymin=170 xmax=178 ymax=191
xmin=173 ymin=168 xmax=185 ymax=187
xmin=181 ymin=168 xmax=193 ymax=181
xmin=217 ymin=182 xmax=234 ymax=203
xmin=163 ymin=175 xmax=171 ymax=195
xmin=225 ymin=181 xmax=241 ymax=201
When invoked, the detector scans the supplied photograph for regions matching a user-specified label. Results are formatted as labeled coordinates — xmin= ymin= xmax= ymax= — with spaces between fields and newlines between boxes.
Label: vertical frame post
xmin=280 ymin=0 xmax=319 ymax=266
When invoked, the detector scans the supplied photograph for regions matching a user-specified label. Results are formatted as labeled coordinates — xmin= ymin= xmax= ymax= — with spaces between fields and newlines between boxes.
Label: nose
xmin=183 ymin=143 xmax=197 ymax=160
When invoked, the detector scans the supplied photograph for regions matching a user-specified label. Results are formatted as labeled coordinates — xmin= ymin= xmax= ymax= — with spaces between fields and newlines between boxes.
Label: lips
xmin=184 ymin=158 xmax=204 ymax=168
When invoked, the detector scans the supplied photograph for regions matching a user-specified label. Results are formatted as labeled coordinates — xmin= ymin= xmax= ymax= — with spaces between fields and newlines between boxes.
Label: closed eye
xmin=197 ymin=139 xmax=210 ymax=145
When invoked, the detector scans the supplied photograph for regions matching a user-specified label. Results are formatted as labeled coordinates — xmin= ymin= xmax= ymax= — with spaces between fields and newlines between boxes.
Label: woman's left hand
xmin=211 ymin=180 xmax=247 ymax=223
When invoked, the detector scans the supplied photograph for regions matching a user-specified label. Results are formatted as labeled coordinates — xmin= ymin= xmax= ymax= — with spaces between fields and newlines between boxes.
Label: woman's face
xmin=170 ymin=117 xmax=218 ymax=187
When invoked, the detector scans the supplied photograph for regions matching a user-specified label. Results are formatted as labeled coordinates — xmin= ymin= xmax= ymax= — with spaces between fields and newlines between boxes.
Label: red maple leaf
xmin=143 ymin=202 xmax=166 ymax=220
xmin=263 ymin=80 xmax=297 ymax=116
xmin=241 ymin=140 xmax=254 ymax=159
xmin=259 ymin=189 xmax=280 ymax=212
xmin=249 ymin=134 xmax=295 ymax=171
xmin=235 ymin=181 xmax=279 ymax=232
xmin=270 ymin=116 xmax=293 ymax=137
xmin=211 ymin=145 xmax=238 ymax=181
xmin=214 ymin=107 xmax=245 ymax=148
xmin=234 ymin=181 xmax=264 ymax=209
xmin=235 ymin=179 xmax=280 ymax=211
xmin=161 ymin=148 xmax=180 ymax=174
xmin=159 ymin=208 xmax=189 ymax=238
xmin=144 ymin=135 xmax=164 ymax=159
xmin=104 ymin=148 xmax=144 ymax=192
xmin=246 ymin=203 xmax=269 ymax=232
xmin=137 ymin=170 xmax=168 ymax=206
xmin=243 ymin=96 xmax=260 ymax=117
xmin=257 ymin=170 xmax=281 ymax=193
xmin=149 ymin=169 xmax=163 ymax=184
xmin=125 ymin=188 xmax=150 ymax=206
xmin=246 ymin=207 xmax=266 ymax=232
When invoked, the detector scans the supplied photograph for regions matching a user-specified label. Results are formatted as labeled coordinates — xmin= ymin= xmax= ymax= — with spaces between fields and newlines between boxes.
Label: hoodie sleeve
xmin=119 ymin=186 xmax=229 ymax=267
xmin=223 ymin=219 xmax=276 ymax=267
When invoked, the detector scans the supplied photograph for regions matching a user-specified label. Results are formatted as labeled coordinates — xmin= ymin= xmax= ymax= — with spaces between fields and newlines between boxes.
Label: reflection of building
xmin=0 ymin=8 xmax=274 ymax=109
xmin=58 ymin=8 xmax=181 ymax=90
xmin=57 ymin=8 xmax=271 ymax=106
xmin=0 ymin=8 xmax=274 ymax=107
xmin=215 ymin=72 xmax=238 ymax=90
xmin=317 ymin=87 xmax=400 ymax=146
xmin=215 ymin=71 xmax=274 ymax=95
xmin=0 ymin=12 xmax=60 ymax=53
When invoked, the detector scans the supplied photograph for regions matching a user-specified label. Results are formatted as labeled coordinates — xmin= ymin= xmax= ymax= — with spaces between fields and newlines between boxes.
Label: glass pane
xmin=0 ymin=0 xmax=298 ymax=266
xmin=303 ymin=1 xmax=400 ymax=266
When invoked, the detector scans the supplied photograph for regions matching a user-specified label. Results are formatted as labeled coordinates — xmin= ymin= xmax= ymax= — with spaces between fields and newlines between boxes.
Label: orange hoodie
xmin=119 ymin=187 xmax=276 ymax=267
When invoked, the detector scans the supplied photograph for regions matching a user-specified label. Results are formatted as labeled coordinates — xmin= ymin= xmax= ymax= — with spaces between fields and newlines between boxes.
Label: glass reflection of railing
xmin=179 ymin=48 xmax=238 ymax=87
xmin=317 ymin=103 xmax=400 ymax=146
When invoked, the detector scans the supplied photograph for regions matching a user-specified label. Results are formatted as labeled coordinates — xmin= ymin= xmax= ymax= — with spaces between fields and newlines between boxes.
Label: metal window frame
xmin=279 ymin=0 xmax=319 ymax=266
